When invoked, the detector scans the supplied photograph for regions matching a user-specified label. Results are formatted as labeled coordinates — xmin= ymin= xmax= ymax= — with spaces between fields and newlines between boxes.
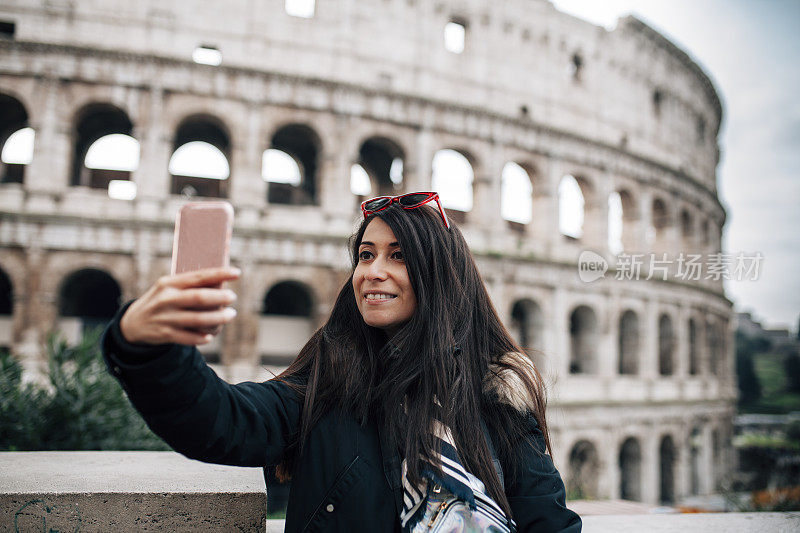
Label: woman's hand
xmin=119 ymin=267 xmax=240 ymax=346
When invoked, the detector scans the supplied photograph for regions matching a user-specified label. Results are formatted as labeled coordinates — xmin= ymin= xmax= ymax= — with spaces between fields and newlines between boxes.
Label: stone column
xmin=640 ymin=426 xmax=659 ymax=505
xmin=552 ymin=286 xmax=570 ymax=380
xmin=24 ymin=78 xmax=71 ymax=211
xmin=529 ymin=157 xmax=558 ymax=257
xmin=470 ymin=144 xmax=504 ymax=238
xmin=642 ymin=297 xmax=658 ymax=385
xmin=131 ymin=85 xmax=171 ymax=219
xmin=228 ymin=102 xmax=267 ymax=227
xmin=583 ymin=171 xmax=611 ymax=254
xmin=638 ymin=190 xmax=654 ymax=251
xmin=700 ymin=422 xmax=713 ymax=494
xmin=598 ymin=291 xmax=616 ymax=381
xmin=603 ymin=433 xmax=621 ymax=500
xmin=319 ymin=116 xmax=358 ymax=226
xmin=409 ymin=127 xmax=434 ymax=192
xmin=675 ymin=304 xmax=689 ymax=381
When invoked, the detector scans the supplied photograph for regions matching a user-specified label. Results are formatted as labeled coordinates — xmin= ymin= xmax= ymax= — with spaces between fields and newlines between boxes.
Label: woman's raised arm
xmin=102 ymin=267 xmax=302 ymax=468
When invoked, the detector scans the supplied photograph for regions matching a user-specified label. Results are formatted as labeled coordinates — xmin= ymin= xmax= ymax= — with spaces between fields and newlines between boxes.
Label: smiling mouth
xmin=365 ymin=293 xmax=397 ymax=300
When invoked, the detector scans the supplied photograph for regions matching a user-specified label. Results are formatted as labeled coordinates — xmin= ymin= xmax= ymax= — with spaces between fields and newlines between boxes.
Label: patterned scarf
xmin=399 ymin=417 xmax=516 ymax=532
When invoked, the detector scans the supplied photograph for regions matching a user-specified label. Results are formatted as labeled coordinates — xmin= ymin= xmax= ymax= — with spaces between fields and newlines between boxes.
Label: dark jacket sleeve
xmin=506 ymin=413 xmax=582 ymax=533
xmin=101 ymin=300 xmax=302 ymax=468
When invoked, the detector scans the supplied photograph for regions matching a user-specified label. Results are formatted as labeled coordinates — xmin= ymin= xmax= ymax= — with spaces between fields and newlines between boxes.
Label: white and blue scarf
xmin=399 ymin=417 xmax=516 ymax=532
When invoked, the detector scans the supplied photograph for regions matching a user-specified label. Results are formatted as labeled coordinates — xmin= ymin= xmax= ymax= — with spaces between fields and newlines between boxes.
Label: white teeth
xmin=365 ymin=293 xmax=396 ymax=300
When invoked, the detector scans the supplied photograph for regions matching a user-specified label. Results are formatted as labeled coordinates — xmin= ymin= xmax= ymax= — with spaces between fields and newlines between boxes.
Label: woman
xmin=103 ymin=192 xmax=582 ymax=532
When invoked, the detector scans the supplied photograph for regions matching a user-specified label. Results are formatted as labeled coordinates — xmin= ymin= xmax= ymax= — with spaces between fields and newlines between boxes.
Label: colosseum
xmin=0 ymin=0 xmax=734 ymax=506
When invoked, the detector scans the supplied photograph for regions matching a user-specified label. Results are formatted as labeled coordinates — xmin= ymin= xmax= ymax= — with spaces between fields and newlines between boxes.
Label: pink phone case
xmin=170 ymin=202 xmax=234 ymax=278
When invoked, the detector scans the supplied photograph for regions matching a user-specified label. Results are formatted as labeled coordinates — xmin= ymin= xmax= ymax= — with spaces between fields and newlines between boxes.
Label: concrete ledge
xmin=0 ymin=452 xmax=266 ymax=532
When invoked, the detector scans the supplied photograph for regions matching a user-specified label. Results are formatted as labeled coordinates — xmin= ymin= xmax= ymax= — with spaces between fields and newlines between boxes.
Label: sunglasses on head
xmin=360 ymin=191 xmax=450 ymax=229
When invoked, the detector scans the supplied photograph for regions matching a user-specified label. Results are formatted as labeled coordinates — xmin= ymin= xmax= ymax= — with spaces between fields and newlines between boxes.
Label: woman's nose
xmin=367 ymin=258 xmax=388 ymax=279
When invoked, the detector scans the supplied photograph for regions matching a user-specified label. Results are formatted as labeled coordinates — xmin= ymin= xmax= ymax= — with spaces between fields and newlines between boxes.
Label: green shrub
xmin=0 ymin=328 xmax=169 ymax=451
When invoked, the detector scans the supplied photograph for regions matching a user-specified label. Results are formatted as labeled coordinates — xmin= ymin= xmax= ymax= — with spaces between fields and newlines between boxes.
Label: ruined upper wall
xmin=0 ymin=0 xmax=723 ymax=191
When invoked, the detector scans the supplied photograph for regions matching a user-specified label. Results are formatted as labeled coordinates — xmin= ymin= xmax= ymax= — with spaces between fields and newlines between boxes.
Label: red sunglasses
xmin=360 ymin=191 xmax=450 ymax=229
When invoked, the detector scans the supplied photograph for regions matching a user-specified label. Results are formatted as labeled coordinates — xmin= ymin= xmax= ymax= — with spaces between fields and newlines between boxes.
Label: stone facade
xmin=0 ymin=0 xmax=734 ymax=505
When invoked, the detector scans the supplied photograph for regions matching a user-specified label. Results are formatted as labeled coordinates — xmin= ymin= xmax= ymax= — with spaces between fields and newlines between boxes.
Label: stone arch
xmin=618 ymin=309 xmax=640 ymax=375
xmin=559 ymin=174 xmax=593 ymax=240
xmin=259 ymin=280 xmax=316 ymax=364
xmin=712 ymin=426 xmax=721 ymax=491
xmin=700 ymin=218 xmax=711 ymax=247
xmin=651 ymin=197 xmax=671 ymax=243
xmin=619 ymin=437 xmax=642 ymax=501
xmin=609 ymin=187 xmax=638 ymax=253
xmin=69 ymin=103 xmax=134 ymax=189
xmin=567 ymin=439 xmax=599 ymax=499
xmin=688 ymin=317 xmax=699 ymax=375
xmin=170 ymin=114 xmax=232 ymax=198
xmin=0 ymin=266 xmax=11 ymax=316
xmin=355 ymin=136 xmax=406 ymax=197
xmin=706 ymin=317 xmax=720 ymax=375
xmin=431 ymin=148 xmax=475 ymax=224
xmin=266 ymin=123 xmax=321 ymax=205
xmin=680 ymin=208 xmax=694 ymax=245
xmin=0 ymin=92 xmax=30 ymax=184
xmin=510 ymin=298 xmax=544 ymax=368
xmin=262 ymin=280 xmax=315 ymax=317
xmin=659 ymin=434 xmax=677 ymax=504
xmin=569 ymin=305 xmax=598 ymax=374
xmin=57 ymin=268 xmax=122 ymax=336
xmin=0 ymin=266 xmax=13 ymax=352
xmin=501 ymin=161 xmax=533 ymax=228
xmin=658 ymin=313 xmax=675 ymax=375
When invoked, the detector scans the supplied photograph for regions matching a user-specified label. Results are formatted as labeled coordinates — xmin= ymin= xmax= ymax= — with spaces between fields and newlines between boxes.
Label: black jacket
xmin=102 ymin=304 xmax=582 ymax=532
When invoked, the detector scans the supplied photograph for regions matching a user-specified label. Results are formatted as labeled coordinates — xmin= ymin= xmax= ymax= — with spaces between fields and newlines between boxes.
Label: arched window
xmin=568 ymin=440 xmax=599 ymax=499
xmin=0 ymin=267 xmax=12 ymax=352
xmin=357 ymin=137 xmax=405 ymax=197
xmin=266 ymin=124 xmax=320 ymax=205
xmin=658 ymin=314 xmax=674 ymax=375
xmin=58 ymin=268 xmax=121 ymax=337
xmin=689 ymin=426 xmax=702 ymax=496
xmin=651 ymin=198 xmax=670 ymax=243
xmin=681 ymin=209 xmax=693 ymax=242
xmin=659 ymin=435 xmax=677 ymax=504
xmin=350 ymin=164 xmax=372 ymax=197
xmin=619 ymin=437 xmax=642 ymax=501
xmin=688 ymin=318 xmax=699 ymax=375
xmin=0 ymin=93 xmax=31 ymax=184
xmin=259 ymin=281 xmax=316 ymax=365
xmin=559 ymin=175 xmax=584 ymax=239
xmin=432 ymin=149 xmax=473 ymax=222
xmin=70 ymin=104 xmax=134 ymax=190
xmin=85 ymin=133 xmax=140 ymax=200
xmin=170 ymin=116 xmax=231 ymax=198
xmin=510 ymin=299 xmax=543 ymax=355
xmin=569 ymin=305 xmax=597 ymax=374
xmin=501 ymin=162 xmax=533 ymax=225
xmin=618 ymin=310 xmax=639 ymax=375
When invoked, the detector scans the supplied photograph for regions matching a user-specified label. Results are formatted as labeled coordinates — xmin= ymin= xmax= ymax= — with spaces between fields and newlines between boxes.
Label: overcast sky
xmin=552 ymin=0 xmax=800 ymax=332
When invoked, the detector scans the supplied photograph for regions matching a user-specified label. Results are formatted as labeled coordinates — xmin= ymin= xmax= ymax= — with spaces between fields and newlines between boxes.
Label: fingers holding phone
xmin=120 ymin=268 xmax=240 ymax=345
xmin=119 ymin=202 xmax=238 ymax=346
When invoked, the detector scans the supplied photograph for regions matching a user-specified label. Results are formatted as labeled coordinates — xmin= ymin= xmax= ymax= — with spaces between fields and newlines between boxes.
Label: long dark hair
xmin=275 ymin=203 xmax=551 ymax=518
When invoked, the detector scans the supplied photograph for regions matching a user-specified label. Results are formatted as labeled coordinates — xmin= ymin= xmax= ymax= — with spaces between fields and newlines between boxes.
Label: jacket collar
xmin=482 ymin=351 xmax=539 ymax=414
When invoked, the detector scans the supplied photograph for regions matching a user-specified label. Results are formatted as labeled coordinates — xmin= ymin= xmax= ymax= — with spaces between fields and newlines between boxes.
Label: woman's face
xmin=352 ymin=218 xmax=417 ymax=336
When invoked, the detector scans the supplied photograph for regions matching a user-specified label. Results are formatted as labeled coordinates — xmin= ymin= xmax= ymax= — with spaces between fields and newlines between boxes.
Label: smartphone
xmin=171 ymin=202 xmax=234 ymax=288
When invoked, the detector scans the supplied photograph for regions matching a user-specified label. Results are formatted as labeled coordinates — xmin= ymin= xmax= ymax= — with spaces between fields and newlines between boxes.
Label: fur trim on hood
xmin=483 ymin=351 xmax=540 ymax=413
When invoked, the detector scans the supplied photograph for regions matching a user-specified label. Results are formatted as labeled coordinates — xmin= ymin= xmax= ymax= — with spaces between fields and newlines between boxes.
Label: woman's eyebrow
xmin=360 ymin=241 xmax=400 ymax=247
